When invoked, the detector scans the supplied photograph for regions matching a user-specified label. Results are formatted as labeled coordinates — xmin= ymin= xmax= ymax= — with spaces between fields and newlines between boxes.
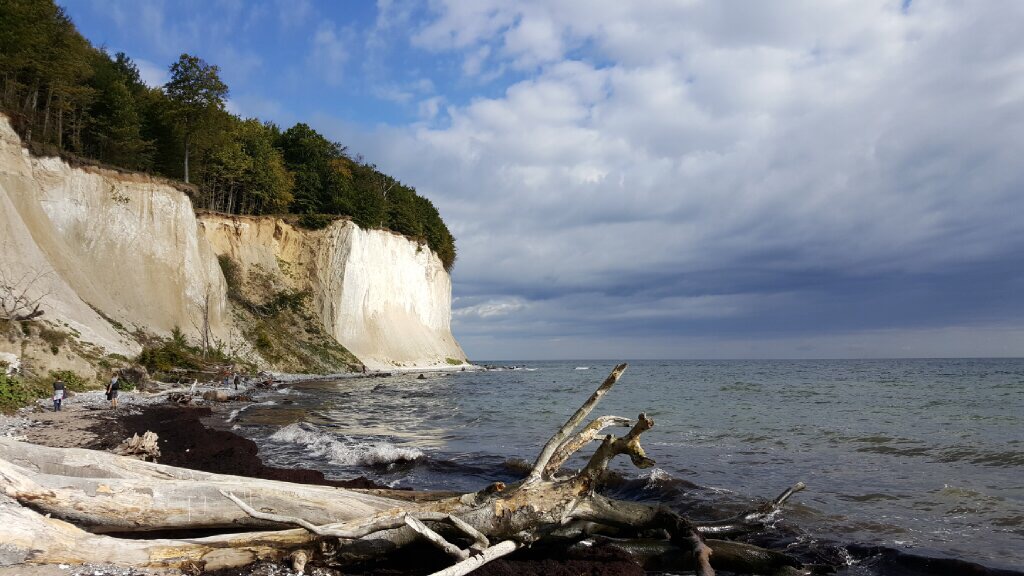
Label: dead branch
xmin=526 ymin=363 xmax=628 ymax=483
xmin=577 ymin=412 xmax=657 ymax=487
xmin=427 ymin=540 xmax=520 ymax=576
xmin=112 ymin=431 xmax=161 ymax=460
xmin=0 ymin=264 xmax=53 ymax=322
xmin=694 ymin=481 xmax=806 ymax=536
xmin=0 ymin=363 xmax=809 ymax=576
xmin=544 ymin=415 xmax=632 ymax=476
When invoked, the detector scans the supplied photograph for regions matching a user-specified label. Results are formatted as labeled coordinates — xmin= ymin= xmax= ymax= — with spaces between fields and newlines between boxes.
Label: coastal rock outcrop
xmin=0 ymin=115 xmax=228 ymax=359
xmin=0 ymin=113 xmax=465 ymax=371
xmin=200 ymin=214 xmax=467 ymax=370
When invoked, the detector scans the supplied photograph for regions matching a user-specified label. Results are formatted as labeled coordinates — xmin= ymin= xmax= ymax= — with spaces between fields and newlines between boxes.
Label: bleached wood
xmin=425 ymin=540 xmax=520 ymax=576
xmin=544 ymin=415 xmax=631 ymax=476
xmin=0 ymin=452 xmax=400 ymax=532
xmin=0 ymin=362 xmax=813 ymax=576
xmin=405 ymin=516 xmax=468 ymax=560
xmin=526 ymin=363 xmax=628 ymax=483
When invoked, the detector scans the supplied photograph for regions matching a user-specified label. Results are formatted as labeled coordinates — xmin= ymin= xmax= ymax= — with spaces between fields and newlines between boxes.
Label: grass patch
xmin=136 ymin=326 xmax=250 ymax=379
xmin=38 ymin=326 xmax=68 ymax=354
xmin=48 ymin=370 xmax=95 ymax=392
xmin=446 ymin=357 xmax=465 ymax=365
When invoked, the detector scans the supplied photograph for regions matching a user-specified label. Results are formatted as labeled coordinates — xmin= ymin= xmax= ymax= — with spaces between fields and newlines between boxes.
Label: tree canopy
xmin=0 ymin=0 xmax=455 ymax=271
xmin=164 ymin=54 xmax=228 ymax=184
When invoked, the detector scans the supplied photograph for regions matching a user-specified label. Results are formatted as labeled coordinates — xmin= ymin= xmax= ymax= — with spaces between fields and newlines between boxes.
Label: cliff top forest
xmin=0 ymin=0 xmax=456 ymax=270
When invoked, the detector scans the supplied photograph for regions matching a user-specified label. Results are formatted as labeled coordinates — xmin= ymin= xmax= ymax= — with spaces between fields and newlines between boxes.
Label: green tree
xmin=164 ymin=54 xmax=228 ymax=183
xmin=234 ymin=119 xmax=292 ymax=214
xmin=200 ymin=118 xmax=292 ymax=214
xmin=85 ymin=50 xmax=153 ymax=168
xmin=0 ymin=0 xmax=92 ymax=150
xmin=277 ymin=123 xmax=349 ymax=213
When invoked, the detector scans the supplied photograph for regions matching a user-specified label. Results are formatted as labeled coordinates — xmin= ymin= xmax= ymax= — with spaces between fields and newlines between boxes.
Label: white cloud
xmin=310 ymin=22 xmax=351 ymax=85
xmin=343 ymin=0 xmax=1024 ymax=358
xmin=134 ymin=57 xmax=168 ymax=88
xmin=275 ymin=0 xmax=311 ymax=30
xmin=462 ymin=45 xmax=491 ymax=77
xmin=453 ymin=297 xmax=528 ymax=319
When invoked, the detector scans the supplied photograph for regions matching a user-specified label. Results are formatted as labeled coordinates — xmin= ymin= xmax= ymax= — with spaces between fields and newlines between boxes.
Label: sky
xmin=60 ymin=0 xmax=1024 ymax=360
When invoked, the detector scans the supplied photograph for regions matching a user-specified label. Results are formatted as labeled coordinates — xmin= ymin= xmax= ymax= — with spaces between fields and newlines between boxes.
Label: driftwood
xmin=0 ymin=363 xmax=807 ymax=575
xmin=112 ymin=431 xmax=162 ymax=460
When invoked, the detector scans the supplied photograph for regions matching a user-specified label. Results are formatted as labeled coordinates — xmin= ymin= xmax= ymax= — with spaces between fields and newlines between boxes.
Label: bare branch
xmin=577 ymin=413 xmax=656 ymax=487
xmin=694 ymin=482 xmax=806 ymax=536
xmin=544 ymin=415 xmax=632 ymax=477
xmin=405 ymin=516 xmax=468 ymax=560
xmin=0 ymin=260 xmax=53 ymax=322
xmin=526 ymin=363 xmax=628 ymax=483
xmin=426 ymin=540 xmax=520 ymax=576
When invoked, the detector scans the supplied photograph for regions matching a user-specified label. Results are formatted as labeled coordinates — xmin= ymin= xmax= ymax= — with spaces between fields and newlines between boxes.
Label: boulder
xmin=119 ymin=364 xmax=151 ymax=390
xmin=202 ymin=390 xmax=230 ymax=402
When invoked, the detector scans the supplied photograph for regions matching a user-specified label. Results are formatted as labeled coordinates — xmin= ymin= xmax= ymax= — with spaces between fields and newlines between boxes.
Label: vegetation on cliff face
xmin=0 ymin=0 xmax=456 ymax=270
xmin=217 ymin=254 xmax=363 ymax=373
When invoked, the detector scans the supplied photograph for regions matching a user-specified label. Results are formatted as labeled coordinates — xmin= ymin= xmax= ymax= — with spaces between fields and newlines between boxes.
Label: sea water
xmin=231 ymin=359 xmax=1024 ymax=573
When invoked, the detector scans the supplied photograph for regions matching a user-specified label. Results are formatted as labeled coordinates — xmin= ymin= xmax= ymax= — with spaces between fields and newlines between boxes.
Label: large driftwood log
xmin=0 ymin=364 xmax=806 ymax=576
xmin=0 ymin=455 xmax=402 ymax=531
xmin=0 ymin=494 xmax=316 ymax=570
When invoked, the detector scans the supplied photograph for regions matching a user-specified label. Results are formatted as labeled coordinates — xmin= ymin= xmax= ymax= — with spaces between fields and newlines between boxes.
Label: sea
xmin=227 ymin=359 xmax=1024 ymax=574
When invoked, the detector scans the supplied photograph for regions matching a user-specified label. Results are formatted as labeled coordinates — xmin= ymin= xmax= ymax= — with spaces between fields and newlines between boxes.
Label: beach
xmin=0 ymin=382 xmax=643 ymax=576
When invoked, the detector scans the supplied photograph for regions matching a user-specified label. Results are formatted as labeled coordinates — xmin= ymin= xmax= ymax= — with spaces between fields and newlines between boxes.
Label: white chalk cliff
xmin=0 ymin=114 xmax=466 ymax=370
xmin=200 ymin=215 xmax=466 ymax=370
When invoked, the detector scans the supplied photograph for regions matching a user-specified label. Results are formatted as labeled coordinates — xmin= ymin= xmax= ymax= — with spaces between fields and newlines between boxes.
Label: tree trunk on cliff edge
xmin=0 ymin=365 xmax=807 ymax=576
xmin=184 ymin=131 xmax=191 ymax=184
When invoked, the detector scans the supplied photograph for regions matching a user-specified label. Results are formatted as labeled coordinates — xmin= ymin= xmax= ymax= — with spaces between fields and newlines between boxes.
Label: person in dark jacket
xmin=106 ymin=374 xmax=120 ymax=409
xmin=52 ymin=377 xmax=65 ymax=411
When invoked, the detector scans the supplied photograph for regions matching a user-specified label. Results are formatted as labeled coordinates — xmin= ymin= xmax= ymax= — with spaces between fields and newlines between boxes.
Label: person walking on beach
xmin=52 ymin=377 xmax=65 ymax=412
xmin=233 ymin=372 xmax=241 ymax=390
xmin=105 ymin=374 xmax=120 ymax=409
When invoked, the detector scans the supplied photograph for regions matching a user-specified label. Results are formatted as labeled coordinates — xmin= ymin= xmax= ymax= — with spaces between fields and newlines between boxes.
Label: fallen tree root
xmin=0 ymin=363 xmax=807 ymax=576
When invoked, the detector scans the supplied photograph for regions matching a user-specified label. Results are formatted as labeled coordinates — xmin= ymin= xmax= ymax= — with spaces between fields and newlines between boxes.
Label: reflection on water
xmin=231 ymin=359 xmax=1024 ymax=572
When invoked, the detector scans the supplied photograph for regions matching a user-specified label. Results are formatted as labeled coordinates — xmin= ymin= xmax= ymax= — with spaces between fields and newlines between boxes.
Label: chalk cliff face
xmin=0 ymin=116 xmax=229 ymax=358
xmin=0 ymin=114 xmax=465 ymax=371
xmin=200 ymin=215 xmax=467 ymax=370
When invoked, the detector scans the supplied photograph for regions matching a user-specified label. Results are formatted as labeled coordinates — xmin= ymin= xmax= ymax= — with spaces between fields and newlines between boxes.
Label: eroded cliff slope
xmin=0 ymin=114 xmax=466 ymax=374
xmin=200 ymin=215 xmax=467 ymax=370
xmin=0 ymin=115 xmax=230 ymax=371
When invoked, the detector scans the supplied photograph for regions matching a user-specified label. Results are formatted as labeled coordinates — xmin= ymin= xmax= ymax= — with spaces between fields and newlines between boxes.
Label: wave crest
xmin=270 ymin=423 xmax=424 ymax=466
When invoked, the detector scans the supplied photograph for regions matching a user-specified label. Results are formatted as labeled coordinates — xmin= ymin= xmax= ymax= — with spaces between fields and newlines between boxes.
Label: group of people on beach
xmin=50 ymin=373 xmax=120 ymax=412
xmin=221 ymin=369 xmax=244 ymax=390
xmin=49 ymin=367 xmax=256 ymax=412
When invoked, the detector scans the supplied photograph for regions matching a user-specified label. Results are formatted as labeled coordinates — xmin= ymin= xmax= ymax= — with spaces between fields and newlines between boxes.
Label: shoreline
xmin=0 ymin=384 xmax=643 ymax=576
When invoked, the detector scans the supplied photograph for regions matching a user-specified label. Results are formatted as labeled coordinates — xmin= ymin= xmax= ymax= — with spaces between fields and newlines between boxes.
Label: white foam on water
xmin=270 ymin=422 xmax=424 ymax=466
xmin=644 ymin=467 xmax=674 ymax=484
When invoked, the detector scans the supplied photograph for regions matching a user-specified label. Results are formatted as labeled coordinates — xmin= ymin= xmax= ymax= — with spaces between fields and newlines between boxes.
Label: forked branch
xmin=577 ymin=412 xmax=656 ymax=487
xmin=544 ymin=415 xmax=632 ymax=477
xmin=526 ymin=363 xmax=628 ymax=483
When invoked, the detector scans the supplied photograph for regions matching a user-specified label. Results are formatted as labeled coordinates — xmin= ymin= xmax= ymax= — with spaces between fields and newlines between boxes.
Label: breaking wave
xmin=269 ymin=422 xmax=424 ymax=467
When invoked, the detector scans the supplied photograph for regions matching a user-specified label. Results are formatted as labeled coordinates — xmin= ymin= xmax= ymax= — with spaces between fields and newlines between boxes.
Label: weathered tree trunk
xmin=0 ymin=495 xmax=317 ymax=570
xmin=56 ymin=94 xmax=63 ymax=150
xmin=184 ymin=131 xmax=191 ymax=184
xmin=41 ymin=86 xmax=53 ymax=141
xmin=0 ymin=365 xmax=807 ymax=576
xmin=0 ymin=454 xmax=399 ymax=532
